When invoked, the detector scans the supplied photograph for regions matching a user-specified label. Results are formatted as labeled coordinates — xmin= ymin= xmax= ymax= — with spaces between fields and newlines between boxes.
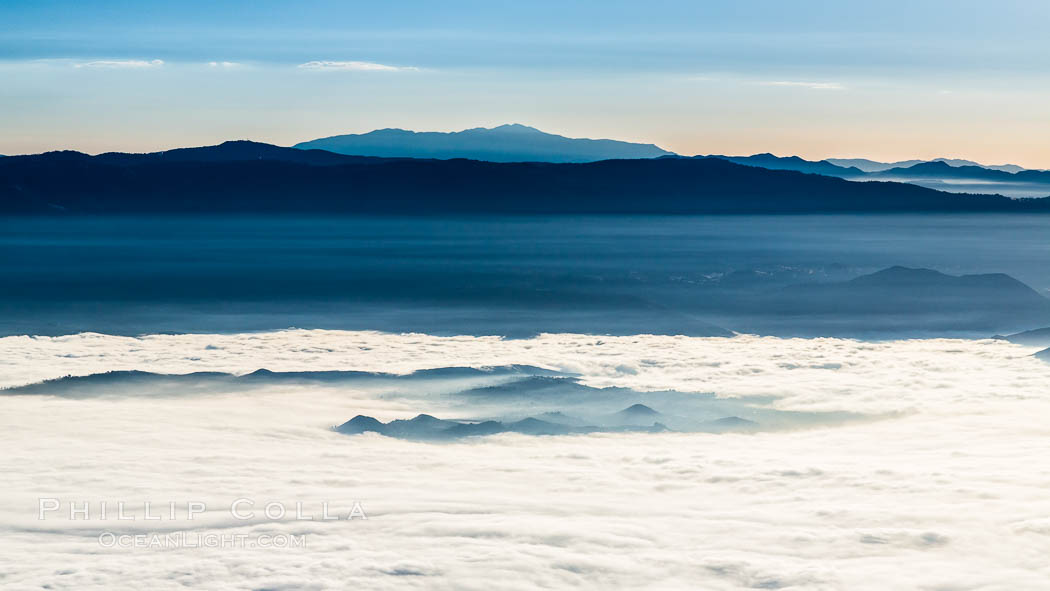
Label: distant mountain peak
xmin=904 ymin=161 xmax=955 ymax=171
xmin=490 ymin=123 xmax=541 ymax=133
xmin=217 ymin=139 xmax=267 ymax=147
xmin=335 ymin=415 xmax=385 ymax=434
xmin=863 ymin=265 xmax=945 ymax=279
xmin=705 ymin=153 xmax=861 ymax=176
xmin=408 ymin=413 xmax=442 ymax=424
xmin=849 ymin=266 xmax=961 ymax=286
xmin=618 ymin=403 xmax=659 ymax=416
xmin=846 ymin=267 xmax=1044 ymax=300
xmin=293 ymin=124 xmax=674 ymax=162
xmin=827 ymin=156 xmax=1030 ymax=174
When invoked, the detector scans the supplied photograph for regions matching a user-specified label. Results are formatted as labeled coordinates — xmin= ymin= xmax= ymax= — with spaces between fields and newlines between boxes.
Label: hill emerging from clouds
xmin=293 ymin=123 xmax=674 ymax=162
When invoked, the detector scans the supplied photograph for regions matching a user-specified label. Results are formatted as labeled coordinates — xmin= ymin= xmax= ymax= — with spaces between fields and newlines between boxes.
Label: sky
xmin=2 ymin=0 xmax=1049 ymax=166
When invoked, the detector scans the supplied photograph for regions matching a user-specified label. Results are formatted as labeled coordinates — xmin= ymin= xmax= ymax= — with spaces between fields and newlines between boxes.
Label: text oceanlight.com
xmin=98 ymin=531 xmax=308 ymax=549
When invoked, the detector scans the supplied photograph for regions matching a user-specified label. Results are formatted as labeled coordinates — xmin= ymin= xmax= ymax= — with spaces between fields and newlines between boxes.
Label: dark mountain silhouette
xmin=4 ymin=141 xmax=1047 ymax=214
xmin=1 ymin=365 xmax=566 ymax=397
xmin=294 ymin=124 xmax=674 ymax=162
xmin=30 ymin=140 xmax=394 ymax=167
xmin=1036 ymin=348 xmax=1050 ymax=362
xmin=699 ymin=416 xmax=758 ymax=433
xmin=618 ymin=403 xmax=659 ymax=417
xmin=535 ymin=411 xmax=590 ymax=426
xmin=609 ymin=403 xmax=662 ymax=425
xmin=870 ymin=161 xmax=1017 ymax=181
xmin=760 ymin=267 xmax=1050 ymax=331
xmin=865 ymin=161 xmax=1050 ymax=184
xmin=333 ymin=409 xmax=770 ymax=439
xmin=847 ymin=266 xmax=1029 ymax=289
xmin=828 ymin=157 xmax=1027 ymax=174
xmin=700 ymin=153 xmax=861 ymax=177
xmin=689 ymin=156 xmax=1048 ymax=198
xmin=698 ymin=266 xmax=1050 ymax=337
xmin=444 ymin=420 xmax=508 ymax=437
xmin=338 ymin=415 xmax=385 ymax=433
xmin=855 ymin=161 xmax=1050 ymax=198
xmin=796 ymin=266 xmax=1048 ymax=307
xmin=995 ymin=327 xmax=1050 ymax=347
xmin=682 ymin=154 xmax=1037 ymax=189
xmin=503 ymin=417 xmax=578 ymax=436
xmin=333 ymin=412 xmax=667 ymax=440
xmin=930 ymin=158 xmax=1027 ymax=173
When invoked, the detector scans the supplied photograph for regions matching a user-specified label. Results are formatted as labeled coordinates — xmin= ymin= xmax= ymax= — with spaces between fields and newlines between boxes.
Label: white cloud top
xmin=2 ymin=330 xmax=1048 ymax=588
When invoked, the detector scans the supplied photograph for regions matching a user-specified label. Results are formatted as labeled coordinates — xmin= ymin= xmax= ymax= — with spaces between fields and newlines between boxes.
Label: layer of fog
xmin=5 ymin=366 xmax=861 ymax=436
xmin=2 ymin=330 xmax=1050 ymax=589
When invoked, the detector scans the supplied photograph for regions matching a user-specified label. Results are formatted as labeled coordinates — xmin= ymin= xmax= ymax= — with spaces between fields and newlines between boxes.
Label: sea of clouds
xmin=2 ymin=330 xmax=1049 ymax=590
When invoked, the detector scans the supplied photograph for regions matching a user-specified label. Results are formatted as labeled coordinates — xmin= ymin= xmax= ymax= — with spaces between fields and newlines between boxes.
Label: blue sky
xmin=2 ymin=0 xmax=1049 ymax=165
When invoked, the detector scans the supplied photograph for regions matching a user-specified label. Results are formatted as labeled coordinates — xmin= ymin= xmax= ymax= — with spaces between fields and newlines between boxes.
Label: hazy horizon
xmin=0 ymin=122 xmax=1039 ymax=170
xmin=3 ymin=0 xmax=1050 ymax=167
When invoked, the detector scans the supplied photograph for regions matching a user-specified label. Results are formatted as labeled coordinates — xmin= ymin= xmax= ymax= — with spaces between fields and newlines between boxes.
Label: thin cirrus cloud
xmin=761 ymin=80 xmax=845 ymax=90
xmin=73 ymin=59 xmax=164 ymax=69
xmin=208 ymin=61 xmax=240 ymax=68
xmin=297 ymin=60 xmax=417 ymax=72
